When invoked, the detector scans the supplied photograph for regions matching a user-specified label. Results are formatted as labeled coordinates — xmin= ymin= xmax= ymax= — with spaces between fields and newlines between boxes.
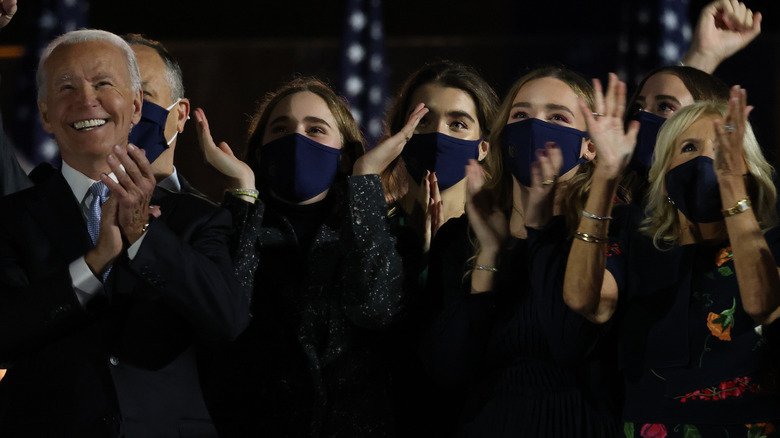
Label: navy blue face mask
xmin=629 ymin=111 xmax=666 ymax=178
xmin=257 ymin=133 xmax=343 ymax=203
xmin=128 ymin=99 xmax=180 ymax=163
xmin=401 ymin=132 xmax=482 ymax=190
xmin=665 ymin=156 xmax=722 ymax=223
xmin=502 ymin=118 xmax=588 ymax=187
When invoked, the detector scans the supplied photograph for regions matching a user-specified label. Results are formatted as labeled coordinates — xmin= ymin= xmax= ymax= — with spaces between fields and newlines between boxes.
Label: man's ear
xmin=38 ymin=101 xmax=54 ymax=134
xmin=581 ymin=138 xmax=596 ymax=161
xmin=176 ymin=98 xmax=191 ymax=132
xmin=477 ymin=139 xmax=489 ymax=161
xmin=131 ymin=89 xmax=143 ymax=126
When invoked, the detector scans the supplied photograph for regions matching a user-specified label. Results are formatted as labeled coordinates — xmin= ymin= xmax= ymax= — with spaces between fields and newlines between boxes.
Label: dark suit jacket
xmin=0 ymin=112 xmax=32 ymax=197
xmin=0 ymin=164 xmax=250 ymax=437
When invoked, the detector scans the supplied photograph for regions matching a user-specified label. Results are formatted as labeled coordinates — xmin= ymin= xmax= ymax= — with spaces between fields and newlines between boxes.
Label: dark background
xmin=1 ymin=0 xmax=778 ymax=200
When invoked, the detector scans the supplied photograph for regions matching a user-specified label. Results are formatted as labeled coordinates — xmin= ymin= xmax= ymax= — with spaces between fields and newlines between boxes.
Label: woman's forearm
xmin=563 ymin=171 xmax=620 ymax=323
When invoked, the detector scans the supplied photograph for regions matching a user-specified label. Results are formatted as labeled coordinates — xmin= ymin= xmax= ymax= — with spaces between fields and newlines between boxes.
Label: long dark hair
xmin=627 ymin=66 xmax=729 ymax=120
xmin=381 ymin=60 xmax=499 ymax=204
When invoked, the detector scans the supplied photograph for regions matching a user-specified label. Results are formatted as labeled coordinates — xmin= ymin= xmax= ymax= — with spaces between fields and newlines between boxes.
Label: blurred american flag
xmin=339 ymin=0 xmax=388 ymax=149
xmin=617 ymin=0 xmax=692 ymax=85
xmin=8 ymin=0 xmax=88 ymax=169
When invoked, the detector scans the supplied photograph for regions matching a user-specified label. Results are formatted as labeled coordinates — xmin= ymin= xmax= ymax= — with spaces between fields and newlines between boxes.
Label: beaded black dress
xmin=200 ymin=175 xmax=406 ymax=437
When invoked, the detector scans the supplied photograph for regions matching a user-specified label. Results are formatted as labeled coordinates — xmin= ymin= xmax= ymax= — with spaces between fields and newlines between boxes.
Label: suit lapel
xmin=25 ymin=169 xmax=93 ymax=264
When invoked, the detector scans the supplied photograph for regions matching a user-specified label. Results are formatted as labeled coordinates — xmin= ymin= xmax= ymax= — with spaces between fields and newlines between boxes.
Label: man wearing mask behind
xmin=123 ymin=34 xmax=197 ymax=195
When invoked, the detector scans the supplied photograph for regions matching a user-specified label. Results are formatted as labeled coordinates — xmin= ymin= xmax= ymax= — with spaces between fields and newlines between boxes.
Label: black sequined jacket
xmin=202 ymin=174 xmax=405 ymax=438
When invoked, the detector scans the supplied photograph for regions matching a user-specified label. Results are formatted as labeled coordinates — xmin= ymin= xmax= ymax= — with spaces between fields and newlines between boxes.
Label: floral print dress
xmin=606 ymin=206 xmax=780 ymax=438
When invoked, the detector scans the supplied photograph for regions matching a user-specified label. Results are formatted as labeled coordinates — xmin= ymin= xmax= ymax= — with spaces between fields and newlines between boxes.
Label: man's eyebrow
xmin=54 ymin=74 xmax=72 ymax=84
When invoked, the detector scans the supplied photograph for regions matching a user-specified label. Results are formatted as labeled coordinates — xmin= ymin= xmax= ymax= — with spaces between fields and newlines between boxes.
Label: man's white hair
xmin=36 ymin=29 xmax=142 ymax=101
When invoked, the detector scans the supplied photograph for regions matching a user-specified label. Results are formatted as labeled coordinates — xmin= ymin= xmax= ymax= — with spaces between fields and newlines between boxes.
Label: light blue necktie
xmin=85 ymin=181 xmax=111 ymax=281
xmin=86 ymin=181 xmax=109 ymax=247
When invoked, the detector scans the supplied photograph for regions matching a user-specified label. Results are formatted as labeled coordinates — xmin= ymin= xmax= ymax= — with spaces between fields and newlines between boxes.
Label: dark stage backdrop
xmin=0 ymin=0 xmax=778 ymax=201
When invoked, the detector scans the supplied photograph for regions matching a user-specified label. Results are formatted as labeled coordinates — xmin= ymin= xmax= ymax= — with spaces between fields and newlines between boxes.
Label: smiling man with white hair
xmin=0 ymin=24 xmax=249 ymax=438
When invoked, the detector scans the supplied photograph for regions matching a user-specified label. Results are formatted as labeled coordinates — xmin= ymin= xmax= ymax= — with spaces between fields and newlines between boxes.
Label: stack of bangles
xmin=574 ymin=232 xmax=607 ymax=244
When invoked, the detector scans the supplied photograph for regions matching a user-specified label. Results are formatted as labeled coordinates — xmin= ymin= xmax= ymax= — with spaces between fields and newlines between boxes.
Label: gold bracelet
xmin=474 ymin=265 xmax=498 ymax=272
xmin=574 ymin=232 xmax=607 ymax=244
xmin=228 ymin=188 xmax=259 ymax=200
xmin=721 ymin=198 xmax=751 ymax=217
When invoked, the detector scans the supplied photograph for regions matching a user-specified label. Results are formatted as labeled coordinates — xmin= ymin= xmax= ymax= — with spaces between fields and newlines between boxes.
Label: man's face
xmin=132 ymin=44 xmax=180 ymax=142
xmin=38 ymin=40 xmax=142 ymax=168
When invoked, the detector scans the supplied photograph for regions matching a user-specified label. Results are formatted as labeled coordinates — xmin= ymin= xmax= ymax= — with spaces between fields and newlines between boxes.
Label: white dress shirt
xmin=62 ymin=161 xmax=147 ymax=307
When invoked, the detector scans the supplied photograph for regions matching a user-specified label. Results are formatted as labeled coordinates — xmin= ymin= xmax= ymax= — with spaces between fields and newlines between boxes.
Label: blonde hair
xmin=488 ymin=67 xmax=596 ymax=228
xmin=642 ymin=101 xmax=777 ymax=248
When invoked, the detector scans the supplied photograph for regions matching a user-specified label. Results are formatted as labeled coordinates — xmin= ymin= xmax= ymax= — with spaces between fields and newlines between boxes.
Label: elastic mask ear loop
xmin=165 ymin=98 xmax=183 ymax=145
xmin=165 ymin=98 xmax=182 ymax=112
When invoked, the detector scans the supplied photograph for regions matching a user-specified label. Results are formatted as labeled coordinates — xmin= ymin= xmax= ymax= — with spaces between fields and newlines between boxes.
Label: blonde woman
xmin=564 ymin=84 xmax=780 ymax=436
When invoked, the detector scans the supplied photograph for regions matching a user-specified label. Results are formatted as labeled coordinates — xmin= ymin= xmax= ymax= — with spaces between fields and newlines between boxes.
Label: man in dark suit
xmin=0 ymin=27 xmax=250 ymax=437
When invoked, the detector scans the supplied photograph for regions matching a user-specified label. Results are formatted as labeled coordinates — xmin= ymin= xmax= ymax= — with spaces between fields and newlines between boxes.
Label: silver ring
xmin=724 ymin=124 xmax=735 ymax=133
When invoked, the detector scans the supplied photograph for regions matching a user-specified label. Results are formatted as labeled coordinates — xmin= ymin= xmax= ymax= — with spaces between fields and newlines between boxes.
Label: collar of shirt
xmin=61 ymin=161 xmax=119 ymax=204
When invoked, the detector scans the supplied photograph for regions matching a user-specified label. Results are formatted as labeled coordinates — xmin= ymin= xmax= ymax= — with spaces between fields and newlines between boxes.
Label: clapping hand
xmin=464 ymin=159 xmax=508 ymax=254
xmin=578 ymin=73 xmax=639 ymax=180
xmin=101 ymin=144 xmax=160 ymax=245
xmin=713 ymin=85 xmax=751 ymax=180
xmin=193 ymin=108 xmax=256 ymax=198
xmin=419 ymin=171 xmax=442 ymax=253
xmin=524 ymin=142 xmax=563 ymax=229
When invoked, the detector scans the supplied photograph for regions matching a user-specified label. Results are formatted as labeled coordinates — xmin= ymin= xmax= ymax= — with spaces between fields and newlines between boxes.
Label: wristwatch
xmin=722 ymin=198 xmax=751 ymax=217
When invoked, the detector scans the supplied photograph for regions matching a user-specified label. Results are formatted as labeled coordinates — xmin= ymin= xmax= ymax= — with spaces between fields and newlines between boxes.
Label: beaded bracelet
xmin=228 ymin=188 xmax=259 ymax=200
xmin=574 ymin=232 xmax=607 ymax=244
xmin=474 ymin=265 xmax=498 ymax=272
xmin=582 ymin=210 xmax=612 ymax=221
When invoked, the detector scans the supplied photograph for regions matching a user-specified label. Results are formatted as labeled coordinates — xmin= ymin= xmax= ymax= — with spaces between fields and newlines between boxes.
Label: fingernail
xmin=107 ymin=154 xmax=115 ymax=163
xmin=128 ymin=143 xmax=135 ymax=152
xmin=114 ymin=145 xmax=122 ymax=152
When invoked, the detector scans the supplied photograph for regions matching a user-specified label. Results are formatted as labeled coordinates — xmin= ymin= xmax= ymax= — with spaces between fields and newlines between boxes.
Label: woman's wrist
xmin=681 ymin=47 xmax=722 ymax=74
xmin=474 ymin=251 xmax=500 ymax=271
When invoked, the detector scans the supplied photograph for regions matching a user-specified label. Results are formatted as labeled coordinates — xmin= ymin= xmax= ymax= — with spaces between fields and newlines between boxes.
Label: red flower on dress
xmin=677 ymin=376 xmax=759 ymax=403
xmin=640 ymin=423 xmax=667 ymax=438
xmin=605 ymin=242 xmax=622 ymax=257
